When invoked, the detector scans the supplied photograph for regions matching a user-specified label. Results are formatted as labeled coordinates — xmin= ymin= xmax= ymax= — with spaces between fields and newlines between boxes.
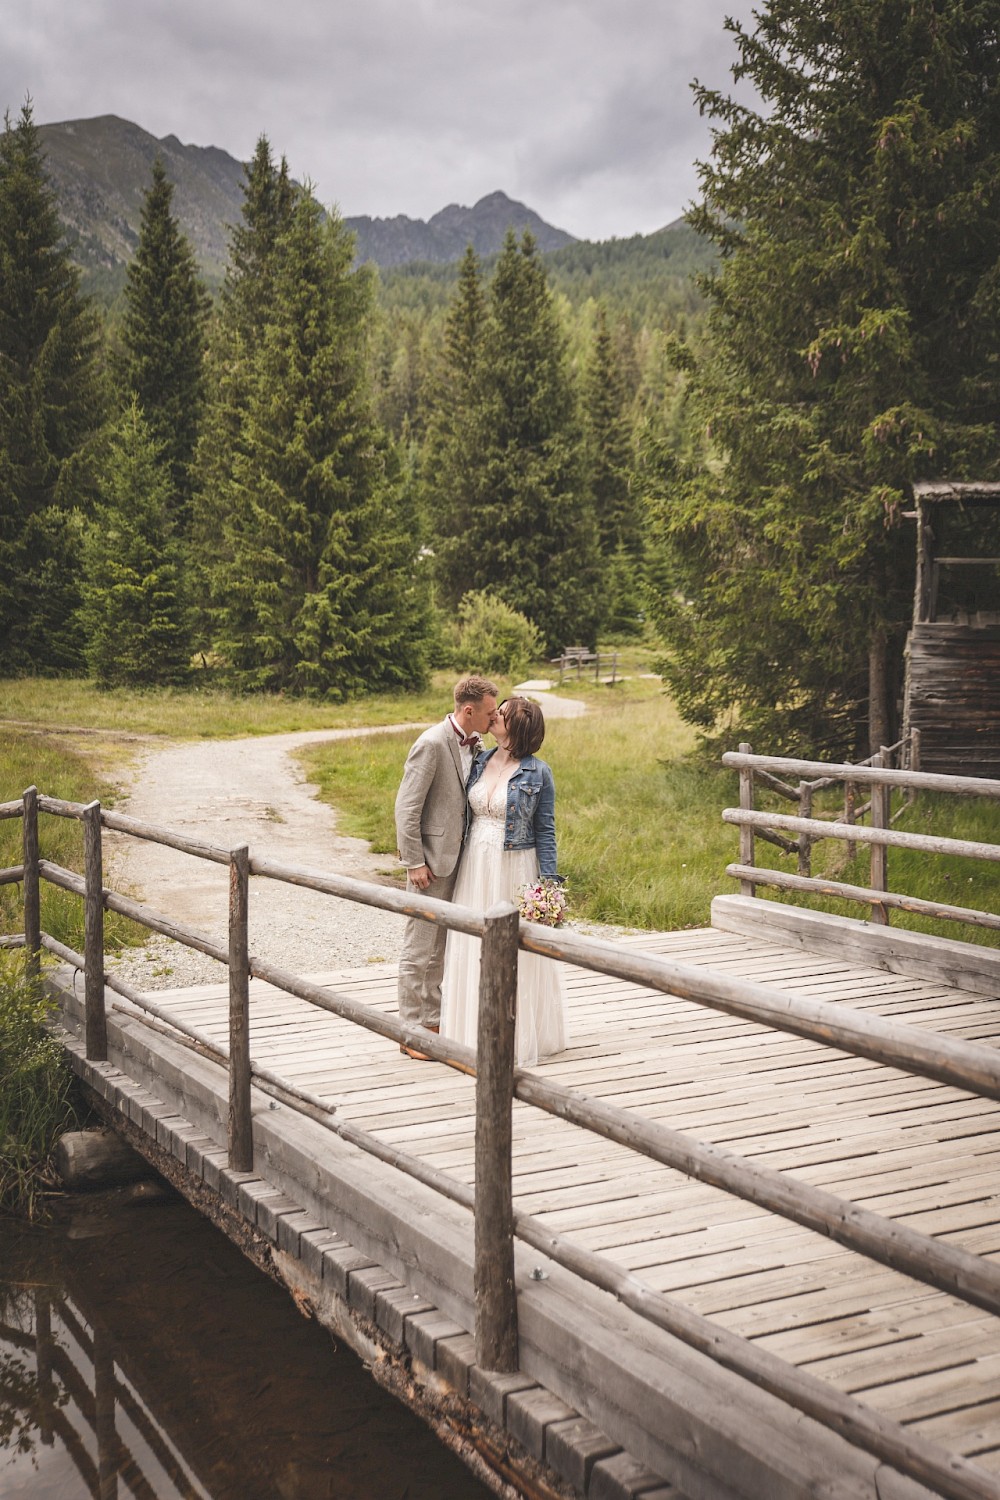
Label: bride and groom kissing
xmin=394 ymin=675 xmax=568 ymax=1068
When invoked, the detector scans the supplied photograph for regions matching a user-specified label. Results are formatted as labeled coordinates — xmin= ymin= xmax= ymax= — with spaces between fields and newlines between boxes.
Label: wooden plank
xmin=712 ymin=895 xmax=1000 ymax=997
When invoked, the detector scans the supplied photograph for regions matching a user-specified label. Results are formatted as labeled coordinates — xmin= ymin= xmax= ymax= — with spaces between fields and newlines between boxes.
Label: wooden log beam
xmin=37 ymin=859 xmax=85 ymax=896
xmin=0 ymin=863 xmax=25 ymax=886
xmin=475 ymin=901 xmax=519 ymax=1372
xmin=723 ymin=750 xmax=1000 ymax=799
xmin=99 ymin=808 xmax=230 ymax=865
xmin=248 ymin=952 xmax=479 ymax=1072
xmin=37 ymin=793 xmax=87 ymax=819
xmin=250 ymin=853 xmax=486 ymax=935
xmin=723 ymin=806 xmax=1000 ymax=862
xmin=0 ymin=799 xmax=24 ymax=819
xmin=103 ymin=888 xmax=229 ymax=966
xmin=41 ymin=932 xmax=84 ymax=969
xmin=725 ymin=863 xmax=1000 ymax=931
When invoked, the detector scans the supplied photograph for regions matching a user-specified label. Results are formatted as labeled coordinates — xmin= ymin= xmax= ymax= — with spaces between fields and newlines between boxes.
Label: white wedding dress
xmin=441 ymin=776 xmax=568 ymax=1067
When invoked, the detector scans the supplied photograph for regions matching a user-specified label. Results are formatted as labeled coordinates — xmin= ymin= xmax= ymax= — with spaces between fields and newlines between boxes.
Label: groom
xmin=395 ymin=674 xmax=499 ymax=1058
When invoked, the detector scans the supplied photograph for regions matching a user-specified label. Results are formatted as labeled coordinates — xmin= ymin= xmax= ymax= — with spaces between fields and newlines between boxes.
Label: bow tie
xmin=459 ymin=733 xmax=480 ymax=748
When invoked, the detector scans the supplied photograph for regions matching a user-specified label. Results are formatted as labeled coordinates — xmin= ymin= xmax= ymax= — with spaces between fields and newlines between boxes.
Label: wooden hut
xmin=902 ymin=480 xmax=1000 ymax=775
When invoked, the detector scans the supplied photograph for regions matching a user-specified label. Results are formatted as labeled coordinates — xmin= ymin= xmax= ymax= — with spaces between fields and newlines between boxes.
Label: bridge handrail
xmin=8 ymin=781 xmax=1000 ymax=1500
xmin=724 ymin=741 xmax=1000 ymax=932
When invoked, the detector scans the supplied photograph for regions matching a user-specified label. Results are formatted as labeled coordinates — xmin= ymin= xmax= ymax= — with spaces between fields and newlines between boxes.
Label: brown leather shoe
xmin=400 ymin=1023 xmax=439 ymax=1061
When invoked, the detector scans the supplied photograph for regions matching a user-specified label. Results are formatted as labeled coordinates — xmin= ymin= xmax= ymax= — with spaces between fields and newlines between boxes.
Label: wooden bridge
xmin=3 ymin=751 xmax=1000 ymax=1500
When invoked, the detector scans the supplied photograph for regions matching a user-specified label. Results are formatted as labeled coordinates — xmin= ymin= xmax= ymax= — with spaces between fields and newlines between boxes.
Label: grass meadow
xmin=3 ymin=669 xmax=1000 ymax=943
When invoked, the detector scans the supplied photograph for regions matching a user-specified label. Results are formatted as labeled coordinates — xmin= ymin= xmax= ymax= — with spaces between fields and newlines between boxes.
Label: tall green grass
xmin=0 ymin=952 xmax=82 ymax=1219
xmin=0 ymin=673 xmax=489 ymax=739
xmin=299 ymin=695 xmax=1000 ymax=940
xmin=0 ymin=731 xmax=141 ymax=951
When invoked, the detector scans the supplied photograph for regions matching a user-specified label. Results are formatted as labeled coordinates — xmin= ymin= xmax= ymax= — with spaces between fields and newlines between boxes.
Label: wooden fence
xmin=3 ymin=782 xmax=1000 ymax=1500
xmin=722 ymin=738 xmax=1000 ymax=935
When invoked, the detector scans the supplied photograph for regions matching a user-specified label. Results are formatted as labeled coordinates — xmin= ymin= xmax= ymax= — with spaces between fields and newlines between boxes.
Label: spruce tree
xmin=191 ymin=138 xmax=293 ymax=642
xmin=585 ymin=305 xmax=644 ymax=634
xmin=430 ymin=231 xmax=602 ymax=651
xmin=421 ymin=244 xmax=487 ymax=601
xmin=0 ymin=101 xmax=105 ymax=673
xmin=78 ymin=403 xmax=190 ymax=687
xmin=118 ymin=158 xmax=209 ymax=532
xmin=655 ymin=0 xmax=1000 ymax=755
xmin=212 ymin=190 xmax=429 ymax=697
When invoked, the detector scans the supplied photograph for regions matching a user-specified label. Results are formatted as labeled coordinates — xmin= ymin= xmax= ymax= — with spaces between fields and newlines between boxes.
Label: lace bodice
xmin=467 ymin=775 xmax=508 ymax=850
xmin=469 ymin=777 xmax=507 ymax=820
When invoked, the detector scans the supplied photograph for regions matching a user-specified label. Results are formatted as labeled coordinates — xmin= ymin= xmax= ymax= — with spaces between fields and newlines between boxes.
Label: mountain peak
xmin=36 ymin=114 xmax=577 ymax=285
xmin=352 ymin=191 xmax=574 ymax=267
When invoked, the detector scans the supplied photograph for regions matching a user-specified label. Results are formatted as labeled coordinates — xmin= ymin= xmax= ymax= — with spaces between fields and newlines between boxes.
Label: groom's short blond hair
xmin=454 ymin=674 xmax=499 ymax=707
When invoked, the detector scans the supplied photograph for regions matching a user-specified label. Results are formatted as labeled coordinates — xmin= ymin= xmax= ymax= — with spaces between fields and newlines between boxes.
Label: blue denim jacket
xmin=467 ymin=751 xmax=559 ymax=879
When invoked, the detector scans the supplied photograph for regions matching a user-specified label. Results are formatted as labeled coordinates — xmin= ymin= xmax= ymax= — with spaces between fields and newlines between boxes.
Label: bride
xmin=440 ymin=695 xmax=569 ymax=1067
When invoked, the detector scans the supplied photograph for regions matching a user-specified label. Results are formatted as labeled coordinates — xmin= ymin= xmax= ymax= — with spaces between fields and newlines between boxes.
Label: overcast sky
xmin=4 ymin=0 xmax=760 ymax=242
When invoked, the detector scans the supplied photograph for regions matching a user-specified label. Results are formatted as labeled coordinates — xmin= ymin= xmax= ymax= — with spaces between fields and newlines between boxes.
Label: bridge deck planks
xmin=145 ymin=924 xmax=1000 ymax=1473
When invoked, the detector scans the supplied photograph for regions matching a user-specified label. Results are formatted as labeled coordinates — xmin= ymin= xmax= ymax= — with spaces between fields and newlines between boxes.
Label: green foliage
xmin=0 ymin=732 xmax=144 ymax=951
xmin=653 ymin=0 xmax=1000 ymax=756
xmin=0 ymin=953 xmax=80 ymax=1219
xmin=426 ymin=231 xmax=604 ymax=650
xmin=117 ymin=158 xmax=210 ymax=529
xmin=210 ymin=189 xmax=430 ymax=697
xmin=78 ymin=403 xmax=191 ymax=687
xmin=0 ymin=102 xmax=106 ymax=675
xmin=191 ymin=138 xmax=294 ymax=649
xmin=450 ymin=590 xmax=543 ymax=677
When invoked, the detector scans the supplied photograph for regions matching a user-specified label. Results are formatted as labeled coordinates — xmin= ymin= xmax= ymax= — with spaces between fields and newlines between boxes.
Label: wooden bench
xmin=550 ymin=646 xmax=619 ymax=685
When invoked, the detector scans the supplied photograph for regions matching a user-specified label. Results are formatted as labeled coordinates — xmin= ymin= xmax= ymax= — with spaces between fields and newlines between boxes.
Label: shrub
xmin=451 ymin=590 xmax=543 ymax=677
xmin=0 ymin=954 xmax=81 ymax=1219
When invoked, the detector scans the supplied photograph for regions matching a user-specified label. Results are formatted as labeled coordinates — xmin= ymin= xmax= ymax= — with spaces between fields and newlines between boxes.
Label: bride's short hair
xmin=504 ymin=697 xmax=545 ymax=760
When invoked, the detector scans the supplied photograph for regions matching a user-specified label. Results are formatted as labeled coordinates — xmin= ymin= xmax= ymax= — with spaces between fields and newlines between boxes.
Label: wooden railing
xmin=722 ymin=740 xmax=1000 ymax=934
xmin=3 ymin=785 xmax=1000 ymax=1500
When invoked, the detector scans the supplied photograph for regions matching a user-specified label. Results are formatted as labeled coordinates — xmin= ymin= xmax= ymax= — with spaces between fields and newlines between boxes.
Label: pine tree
xmin=78 ymin=403 xmax=190 ymax=687
xmin=654 ymin=0 xmax=1000 ymax=755
xmin=212 ymin=190 xmax=429 ymax=697
xmin=584 ymin=305 xmax=644 ymax=634
xmin=421 ymin=244 xmax=487 ymax=598
xmin=117 ymin=158 xmax=209 ymax=532
xmin=0 ymin=101 xmax=105 ymax=673
xmin=190 ymin=138 xmax=293 ymax=643
xmin=430 ymin=231 xmax=602 ymax=651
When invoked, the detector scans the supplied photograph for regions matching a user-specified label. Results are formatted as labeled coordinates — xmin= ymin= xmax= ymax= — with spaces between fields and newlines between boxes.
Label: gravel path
xmin=105 ymin=693 xmax=605 ymax=992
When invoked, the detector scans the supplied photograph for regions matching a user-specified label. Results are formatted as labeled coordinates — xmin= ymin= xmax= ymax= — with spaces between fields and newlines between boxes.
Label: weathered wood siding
xmin=904 ymin=622 xmax=1000 ymax=776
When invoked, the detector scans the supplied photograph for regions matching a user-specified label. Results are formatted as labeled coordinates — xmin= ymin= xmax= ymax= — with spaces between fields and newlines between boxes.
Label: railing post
xmin=22 ymin=785 xmax=40 ymax=981
xmin=869 ymin=752 xmax=890 ymax=925
xmin=228 ymin=844 xmax=253 ymax=1173
xmin=844 ymin=779 xmax=857 ymax=862
xmin=907 ymin=727 xmax=921 ymax=811
xmin=797 ymin=781 xmax=813 ymax=878
xmin=475 ymin=899 xmax=519 ymax=1372
xmin=738 ymin=742 xmax=755 ymax=896
xmin=82 ymin=801 xmax=107 ymax=1061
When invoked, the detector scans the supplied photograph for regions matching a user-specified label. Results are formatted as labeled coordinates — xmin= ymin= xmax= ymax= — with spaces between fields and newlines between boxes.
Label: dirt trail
xmin=104 ymin=693 xmax=587 ymax=988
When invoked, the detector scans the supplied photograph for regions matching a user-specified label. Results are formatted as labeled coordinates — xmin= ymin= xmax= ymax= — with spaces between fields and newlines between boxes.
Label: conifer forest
xmin=5 ymin=0 xmax=1000 ymax=756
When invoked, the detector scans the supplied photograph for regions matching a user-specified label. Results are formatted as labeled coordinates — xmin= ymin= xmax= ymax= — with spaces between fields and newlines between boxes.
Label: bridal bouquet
xmin=517 ymin=877 xmax=568 ymax=927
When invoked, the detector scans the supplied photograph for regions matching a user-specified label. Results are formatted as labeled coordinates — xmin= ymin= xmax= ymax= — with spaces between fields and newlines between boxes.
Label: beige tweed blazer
xmin=394 ymin=717 xmax=469 ymax=878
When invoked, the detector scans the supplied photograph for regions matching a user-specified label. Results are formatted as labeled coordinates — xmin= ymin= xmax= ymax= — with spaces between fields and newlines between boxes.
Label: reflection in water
xmin=0 ymin=1186 xmax=491 ymax=1499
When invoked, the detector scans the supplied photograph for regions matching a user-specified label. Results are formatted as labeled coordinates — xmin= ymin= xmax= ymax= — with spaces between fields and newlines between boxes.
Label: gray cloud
xmin=3 ymin=0 xmax=759 ymax=241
